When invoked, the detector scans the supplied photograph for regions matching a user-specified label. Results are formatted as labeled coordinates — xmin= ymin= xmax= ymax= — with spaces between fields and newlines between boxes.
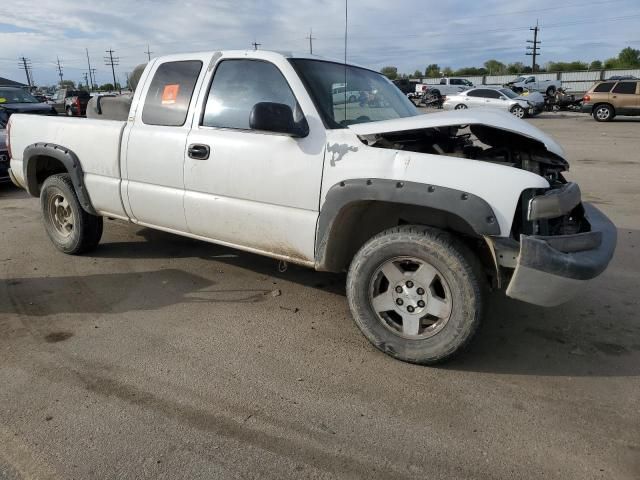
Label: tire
xmin=348 ymin=95 xmax=357 ymax=103
xmin=40 ymin=174 xmax=103 ymax=254
xmin=66 ymin=107 xmax=73 ymax=116
xmin=593 ymin=104 xmax=614 ymax=122
xmin=546 ymin=86 xmax=556 ymax=96
xmin=346 ymin=225 xmax=485 ymax=365
xmin=454 ymin=104 xmax=468 ymax=110
xmin=510 ymin=104 xmax=526 ymax=119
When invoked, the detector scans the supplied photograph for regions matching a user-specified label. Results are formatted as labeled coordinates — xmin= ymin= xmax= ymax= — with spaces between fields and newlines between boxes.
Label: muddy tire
xmin=40 ymin=174 xmax=103 ymax=254
xmin=346 ymin=226 xmax=485 ymax=365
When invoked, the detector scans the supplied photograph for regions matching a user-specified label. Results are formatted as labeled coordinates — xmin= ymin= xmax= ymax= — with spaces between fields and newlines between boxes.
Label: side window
xmin=202 ymin=59 xmax=298 ymax=130
xmin=439 ymin=79 xmax=446 ymax=85
xmin=593 ymin=82 xmax=615 ymax=93
xmin=526 ymin=77 xmax=535 ymax=83
xmin=142 ymin=60 xmax=202 ymax=127
xmin=484 ymin=90 xmax=501 ymax=99
xmin=466 ymin=89 xmax=483 ymax=97
xmin=612 ymin=82 xmax=637 ymax=94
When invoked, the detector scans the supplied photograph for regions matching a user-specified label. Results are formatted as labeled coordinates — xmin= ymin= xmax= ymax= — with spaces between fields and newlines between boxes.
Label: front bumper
xmin=505 ymin=203 xmax=616 ymax=306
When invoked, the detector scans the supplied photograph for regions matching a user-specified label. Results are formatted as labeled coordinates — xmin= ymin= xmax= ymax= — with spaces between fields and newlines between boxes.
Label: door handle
xmin=188 ymin=143 xmax=210 ymax=160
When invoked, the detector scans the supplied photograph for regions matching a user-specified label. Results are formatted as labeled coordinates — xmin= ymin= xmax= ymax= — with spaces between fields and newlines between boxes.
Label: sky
xmin=1 ymin=0 xmax=639 ymax=86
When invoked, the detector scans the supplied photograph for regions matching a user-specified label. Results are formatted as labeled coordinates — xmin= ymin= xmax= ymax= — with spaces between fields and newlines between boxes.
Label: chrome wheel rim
xmin=368 ymin=256 xmax=453 ymax=339
xmin=48 ymin=193 xmax=74 ymax=237
xmin=596 ymin=107 xmax=610 ymax=120
xmin=512 ymin=106 xmax=525 ymax=118
xmin=455 ymin=104 xmax=467 ymax=110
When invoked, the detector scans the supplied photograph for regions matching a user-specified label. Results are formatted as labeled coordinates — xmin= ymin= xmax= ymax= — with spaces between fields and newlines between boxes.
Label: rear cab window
xmin=142 ymin=60 xmax=203 ymax=126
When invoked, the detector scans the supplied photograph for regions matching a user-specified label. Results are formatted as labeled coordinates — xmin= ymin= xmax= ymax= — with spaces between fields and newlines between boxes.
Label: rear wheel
xmin=593 ymin=104 xmax=614 ymax=122
xmin=546 ymin=86 xmax=556 ymax=96
xmin=454 ymin=104 xmax=468 ymax=110
xmin=40 ymin=174 xmax=103 ymax=254
xmin=510 ymin=104 xmax=526 ymax=119
xmin=346 ymin=226 xmax=485 ymax=364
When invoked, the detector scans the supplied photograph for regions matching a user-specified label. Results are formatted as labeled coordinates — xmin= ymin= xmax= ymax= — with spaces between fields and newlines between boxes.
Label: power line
xmin=104 ymin=48 xmax=120 ymax=93
xmin=526 ymin=21 xmax=541 ymax=73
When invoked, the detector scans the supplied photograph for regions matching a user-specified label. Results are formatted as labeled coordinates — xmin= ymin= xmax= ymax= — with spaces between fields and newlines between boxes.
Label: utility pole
xmin=83 ymin=72 xmax=89 ymax=89
xmin=85 ymin=48 xmax=94 ymax=91
xmin=90 ymin=68 xmax=97 ymax=89
xmin=526 ymin=20 xmax=541 ymax=73
xmin=306 ymin=28 xmax=316 ymax=54
xmin=145 ymin=44 xmax=153 ymax=62
xmin=19 ymin=57 xmax=33 ymax=87
xmin=104 ymin=49 xmax=120 ymax=93
xmin=251 ymin=40 xmax=261 ymax=50
xmin=56 ymin=56 xmax=64 ymax=85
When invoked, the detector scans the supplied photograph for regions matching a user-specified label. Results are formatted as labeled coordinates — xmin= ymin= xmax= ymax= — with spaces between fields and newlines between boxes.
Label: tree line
xmin=381 ymin=47 xmax=640 ymax=79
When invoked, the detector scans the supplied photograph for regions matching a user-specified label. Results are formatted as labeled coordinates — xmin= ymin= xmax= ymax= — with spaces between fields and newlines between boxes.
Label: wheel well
xmin=28 ymin=155 xmax=68 ymax=196
xmin=593 ymin=102 xmax=614 ymax=113
xmin=319 ymin=200 xmax=493 ymax=273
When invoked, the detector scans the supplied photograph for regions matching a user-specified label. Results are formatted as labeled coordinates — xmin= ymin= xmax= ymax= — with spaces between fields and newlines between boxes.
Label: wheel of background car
xmin=346 ymin=225 xmax=485 ymax=365
xmin=65 ymin=107 xmax=73 ymax=116
xmin=593 ymin=104 xmax=614 ymax=122
xmin=40 ymin=174 xmax=103 ymax=254
xmin=510 ymin=105 xmax=526 ymax=119
xmin=546 ymin=86 xmax=556 ymax=96
xmin=348 ymin=95 xmax=357 ymax=103
xmin=454 ymin=104 xmax=467 ymax=110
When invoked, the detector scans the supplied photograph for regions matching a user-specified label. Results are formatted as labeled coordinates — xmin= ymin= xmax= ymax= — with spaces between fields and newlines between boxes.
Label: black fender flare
xmin=23 ymin=143 xmax=97 ymax=215
xmin=315 ymin=179 xmax=500 ymax=269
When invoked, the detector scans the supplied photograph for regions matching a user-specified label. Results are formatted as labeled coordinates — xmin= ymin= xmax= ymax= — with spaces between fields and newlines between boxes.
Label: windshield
xmin=0 ymin=88 xmax=40 ymax=104
xmin=513 ymin=77 xmax=525 ymax=83
xmin=500 ymin=88 xmax=518 ymax=99
xmin=289 ymin=59 xmax=418 ymax=128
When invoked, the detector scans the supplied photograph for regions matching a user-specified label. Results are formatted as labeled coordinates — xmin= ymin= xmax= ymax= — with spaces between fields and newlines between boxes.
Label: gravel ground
xmin=1 ymin=113 xmax=639 ymax=479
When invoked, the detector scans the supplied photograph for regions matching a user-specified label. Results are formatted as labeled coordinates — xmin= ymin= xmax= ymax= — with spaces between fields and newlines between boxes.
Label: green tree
xmin=380 ymin=66 xmax=398 ymax=80
xmin=507 ymin=62 xmax=525 ymax=74
xmin=589 ymin=60 xmax=603 ymax=70
xmin=99 ymin=83 xmax=115 ymax=91
xmin=442 ymin=67 xmax=454 ymax=77
xmin=604 ymin=57 xmax=619 ymax=69
xmin=424 ymin=64 xmax=440 ymax=77
xmin=412 ymin=70 xmax=422 ymax=78
xmin=483 ymin=59 xmax=506 ymax=75
xmin=618 ymin=47 xmax=640 ymax=67
xmin=59 ymin=80 xmax=75 ymax=89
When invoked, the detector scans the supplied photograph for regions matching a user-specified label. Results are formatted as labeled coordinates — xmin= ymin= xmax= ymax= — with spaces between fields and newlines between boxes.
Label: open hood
xmin=347 ymin=109 xmax=565 ymax=159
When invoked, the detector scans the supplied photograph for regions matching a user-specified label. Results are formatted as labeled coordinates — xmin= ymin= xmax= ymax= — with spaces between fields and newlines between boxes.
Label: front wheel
xmin=454 ymin=104 xmax=468 ymax=110
xmin=510 ymin=104 xmax=526 ymax=119
xmin=346 ymin=226 xmax=485 ymax=364
xmin=40 ymin=174 xmax=103 ymax=254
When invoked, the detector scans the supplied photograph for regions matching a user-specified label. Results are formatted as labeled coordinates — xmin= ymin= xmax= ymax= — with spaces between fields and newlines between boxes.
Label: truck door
xmin=183 ymin=57 xmax=325 ymax=263
xmin=122 ymin=58 xmax=205 ymax=232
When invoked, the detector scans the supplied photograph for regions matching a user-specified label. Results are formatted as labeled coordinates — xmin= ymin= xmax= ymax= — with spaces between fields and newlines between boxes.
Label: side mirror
xmin=249 ymin=102 xmax=309 ymax=138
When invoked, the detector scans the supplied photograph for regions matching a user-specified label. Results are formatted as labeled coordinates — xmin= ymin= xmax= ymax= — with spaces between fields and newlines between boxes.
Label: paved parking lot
xmin=1 ymin=113 xmax=639 ymax=479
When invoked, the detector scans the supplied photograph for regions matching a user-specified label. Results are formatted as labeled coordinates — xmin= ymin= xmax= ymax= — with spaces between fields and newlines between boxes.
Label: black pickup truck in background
xmin=51 ymin=88 xmax=91 ymax=116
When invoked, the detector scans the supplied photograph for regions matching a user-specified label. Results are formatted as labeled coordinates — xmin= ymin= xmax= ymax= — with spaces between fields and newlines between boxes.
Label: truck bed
xmin=9 ymin=115 xmax=127 ymax=217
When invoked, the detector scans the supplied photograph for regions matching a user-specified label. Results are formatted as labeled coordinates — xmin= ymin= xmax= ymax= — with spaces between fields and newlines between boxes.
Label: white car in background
xmin=443 ymin=87 xmax=537 ymax=118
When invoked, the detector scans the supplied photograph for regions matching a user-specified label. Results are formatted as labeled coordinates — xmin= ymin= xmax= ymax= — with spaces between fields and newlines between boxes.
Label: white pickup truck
xmin=420 ymin=77 xmax=475 ymax=98
xmin=7 ymin=50 xmax=616 ymax=364
xmin=506 ymin=75 xmax=562 ymax=95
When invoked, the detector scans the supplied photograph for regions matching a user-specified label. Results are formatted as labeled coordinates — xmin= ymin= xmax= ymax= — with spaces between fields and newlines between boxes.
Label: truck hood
xmin=347 ymin=109 xmax=565 ymax=158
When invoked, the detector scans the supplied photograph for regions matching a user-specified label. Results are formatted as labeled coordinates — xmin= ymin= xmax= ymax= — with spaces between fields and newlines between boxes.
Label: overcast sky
xmin=1 ymin=0 xmax=639 ymax=86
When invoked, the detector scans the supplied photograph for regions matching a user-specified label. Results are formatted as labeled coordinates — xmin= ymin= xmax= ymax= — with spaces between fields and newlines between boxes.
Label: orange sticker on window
xmin=161 ymin=84 xmax=180 ymax=104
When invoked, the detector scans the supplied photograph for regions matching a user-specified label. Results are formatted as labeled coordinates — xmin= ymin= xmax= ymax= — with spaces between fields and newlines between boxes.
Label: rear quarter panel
xmin=9 ymin=114 xmax=127 ymax=217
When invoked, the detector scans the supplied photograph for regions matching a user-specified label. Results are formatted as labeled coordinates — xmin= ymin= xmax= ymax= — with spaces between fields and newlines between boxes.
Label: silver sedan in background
xmin=443 ymin=87 xmax=538 ymax=118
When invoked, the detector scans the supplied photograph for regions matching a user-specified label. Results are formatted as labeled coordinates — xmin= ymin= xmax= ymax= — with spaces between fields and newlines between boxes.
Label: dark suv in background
xmin=51 ymin=88 xmax=91 ymax=116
